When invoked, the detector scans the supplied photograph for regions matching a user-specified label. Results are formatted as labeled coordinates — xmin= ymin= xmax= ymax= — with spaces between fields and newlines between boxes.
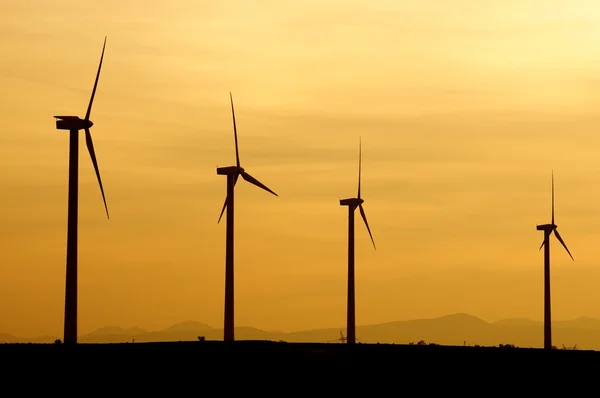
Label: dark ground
xmin=2 ymin=341 xmax=595 ymax=390
xmin=3 ymin=339 xmax=598 ymax=357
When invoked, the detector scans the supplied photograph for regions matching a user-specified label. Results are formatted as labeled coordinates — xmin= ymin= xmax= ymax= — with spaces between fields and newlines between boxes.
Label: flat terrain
xmin=3 ymin=340 xmax=597 ymax=359
xmin=3 ymin=341 xmax=595 ymax=388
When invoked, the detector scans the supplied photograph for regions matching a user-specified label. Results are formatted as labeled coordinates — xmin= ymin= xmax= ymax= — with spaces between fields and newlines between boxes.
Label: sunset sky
xmin=2 ymin=0 xmax=600 ymax=338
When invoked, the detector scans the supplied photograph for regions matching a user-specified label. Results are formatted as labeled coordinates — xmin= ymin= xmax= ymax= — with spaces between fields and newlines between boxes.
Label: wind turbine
xmin=53 ymin=37 xmax=109 ymax=344
xmin=338 ymin=330 xmax=347 ymax=343
xmin=339 ymin=138 xmax=375 ymax=345
xmin=216 ymin=92 xmax=278 ymax=341
xmin=536 ymin=171 xmax=573 ymax=350
xmin=334 ymin=330 xmax=362 ymax=344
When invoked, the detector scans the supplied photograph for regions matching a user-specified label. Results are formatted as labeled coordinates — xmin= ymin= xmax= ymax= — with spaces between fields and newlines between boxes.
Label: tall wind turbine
xmin=339 ymin=138 xmax=375 ymax=345
xmin=216 ymin=92 xmax=278 ymax=341
xmin=536 ymin=171 xmax=573 ymax=350
xmin=54 ymin=37 xmax=110 ymax=345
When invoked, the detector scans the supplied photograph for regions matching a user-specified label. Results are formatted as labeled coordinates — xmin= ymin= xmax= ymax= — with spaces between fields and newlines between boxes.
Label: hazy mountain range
xmin=3 ymin=313 xmax=600 ymax=350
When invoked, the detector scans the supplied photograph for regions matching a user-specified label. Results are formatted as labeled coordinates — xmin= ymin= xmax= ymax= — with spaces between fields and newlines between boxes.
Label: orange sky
xmin=2 ymin=0 xmax=600 ymax=338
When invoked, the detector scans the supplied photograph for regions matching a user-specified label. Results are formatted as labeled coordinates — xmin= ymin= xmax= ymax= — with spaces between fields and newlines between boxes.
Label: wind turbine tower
xmin=54 ymin=37 xmax=110 ymax=344
xmin=216 ymin=93 xmax=278 ymax=341
xmin=339 ymin=138 xmax=376 ymax=344
xmin=536 ymin=171 xmax=574 ymax=350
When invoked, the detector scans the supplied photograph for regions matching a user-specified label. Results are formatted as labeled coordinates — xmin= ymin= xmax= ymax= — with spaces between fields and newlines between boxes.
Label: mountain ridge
xmin=4 ymin=313 xmax=600 ymax=350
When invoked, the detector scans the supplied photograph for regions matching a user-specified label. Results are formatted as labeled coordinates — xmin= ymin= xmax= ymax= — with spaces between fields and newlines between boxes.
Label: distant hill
xmin=86 ymin=326 xmax=148 ymax=337
xmin=0 ymin=333 xmax=23 ymax=343
xmin=554 ymin=317 xmax=600 ymax=331
xmin=493 ymin=318 xmax=540 ymax=327
xmin=493 ymin=316 xmax=600 ymax=330
xmin=161 ymin=321 xmax=211 ymax=333
xmin=4 ymin=314 xmax=600 ymax=350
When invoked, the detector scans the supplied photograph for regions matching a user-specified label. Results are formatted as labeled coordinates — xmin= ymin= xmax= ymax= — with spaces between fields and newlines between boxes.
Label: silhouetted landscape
xmin=5 ymin=4 xmax=600 ymax=372
xmin=3 ymin=313 xmax=600 ymax=351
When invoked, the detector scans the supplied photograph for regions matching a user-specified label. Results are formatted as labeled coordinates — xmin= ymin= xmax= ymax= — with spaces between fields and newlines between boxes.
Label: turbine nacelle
xmin=340 ymin=197 xmax=364 ymax=208
xmin=536 ymin=223 xmax=557 ymax=232
xmin=54 ymin=116 xmax=93 ymax=131
xmin=217 ymin=165 xmax=244 ymax=176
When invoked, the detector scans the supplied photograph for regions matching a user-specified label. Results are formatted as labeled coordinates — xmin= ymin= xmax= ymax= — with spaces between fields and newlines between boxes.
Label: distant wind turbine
xmin=536 ymin=171 xmax=574 ymax=350
xmin=53 ymin=37 xmax=110 ymax=344
xmin=335 ymin=330 xmax=362 ymax=344
xmin=338 ymin=330 xmax=346 ymax=343
xmin=339 ymin=138 xmax=376 ymax=345
xmin=216 ymin=92 xmax=278 ymax=341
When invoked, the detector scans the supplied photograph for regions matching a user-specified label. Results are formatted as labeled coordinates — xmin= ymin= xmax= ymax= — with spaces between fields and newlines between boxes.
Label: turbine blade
xmin=230 ymin=92 xmax=240 ymax=168
xmin=85 ymin=36 xmax=106 ymax=121
xmin=359 ymin=204 xmax=376 ymax=250
xmin=551 ymin=170 xmax=555 ymax=225
xmin=241 ymin=171 xmax=278 ymax=197
xmin=553 ymin=229 xmax=574 ymax=261
xmin=357 ymin=137 xmax=362 ymax=199
xmin=217 ymin=198 xmax=227 ymax=224
xmin=217 ymin=173 xmax=239 ymax=223
xmin=539 ymin=239 xmax=545 ymax=251
xmin=85 ymin=128 xmax=109 ymax=219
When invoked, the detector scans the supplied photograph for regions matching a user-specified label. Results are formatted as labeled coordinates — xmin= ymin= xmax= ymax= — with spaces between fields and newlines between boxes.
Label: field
xmin=3 ymin=339 xmax=598 ymax=359
xmin=3 ymin=340 xmax=595 ymax=388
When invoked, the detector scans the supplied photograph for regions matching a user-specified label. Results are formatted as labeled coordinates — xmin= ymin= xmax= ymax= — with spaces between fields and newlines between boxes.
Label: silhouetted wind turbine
xmin=339 ymin=138 xmax=375 ymax=345
xmin=216 ymin=92 xmax=278 ymax=341
xmin=334 ymin=330 xmax=361 ymax=344
xmin=338 ymin=330 xmax=346 ymax=343
xmin=536 ymin=171 xmax=573 ymax=350
xmin=54 ymin=37 xmax=109 ymax=345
